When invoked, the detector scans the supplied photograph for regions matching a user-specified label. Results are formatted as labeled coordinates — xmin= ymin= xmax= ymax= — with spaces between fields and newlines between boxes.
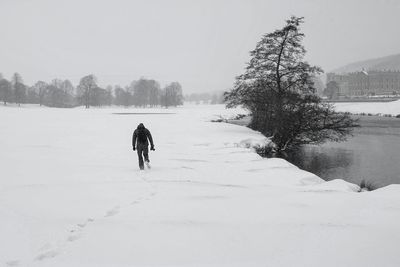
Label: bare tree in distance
xmin=133 ymin=78 xmax=160 ymax=107
xmin=77 ymin=74 xmax=97 ymax=108
xmin=90 ymin=86 xmax=113 ymax=107
xmin=105 ymin=85 xmax=114 ymax=106
xmin=114 ymin=85 xmax=131 ymax=107
xmin=42 ymin=79 xmax=75 ymax=107
xmin=162 ymin=82 xmax=183 ymax=108
xmin=32 ymin=81 xmax=48 ymax=106
xmin=0 ymin=78 xmax=12 ymax=105
xmin=12 ymin=73 xmax=26 ymax=106
xmin=149 ymin=85 xmax=160 ymax=107
xmin=61 ymin=80 xmax=74 ymax=96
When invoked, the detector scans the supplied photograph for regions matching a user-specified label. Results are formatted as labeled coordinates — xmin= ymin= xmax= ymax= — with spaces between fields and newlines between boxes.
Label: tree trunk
xmin=274 ymin=31 xmax=289 ymax=151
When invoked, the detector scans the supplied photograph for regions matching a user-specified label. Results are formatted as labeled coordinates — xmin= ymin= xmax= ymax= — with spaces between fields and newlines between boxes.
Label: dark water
xmin=285 ymin=116 xmax=400 ymax=188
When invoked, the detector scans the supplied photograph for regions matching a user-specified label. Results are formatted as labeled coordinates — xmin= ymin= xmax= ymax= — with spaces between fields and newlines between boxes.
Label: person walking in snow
xmin=132 ymin=123 xmax=155 ymax=170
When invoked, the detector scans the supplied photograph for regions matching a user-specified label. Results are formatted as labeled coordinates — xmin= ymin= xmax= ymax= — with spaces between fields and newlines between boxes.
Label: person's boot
xmin=145 ymin=160 xmax=151 ymax=169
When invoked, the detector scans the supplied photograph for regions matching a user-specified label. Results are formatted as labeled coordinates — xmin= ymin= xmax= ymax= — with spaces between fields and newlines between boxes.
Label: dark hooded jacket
xmin=132 ymin=123 xmax=154 ymax=148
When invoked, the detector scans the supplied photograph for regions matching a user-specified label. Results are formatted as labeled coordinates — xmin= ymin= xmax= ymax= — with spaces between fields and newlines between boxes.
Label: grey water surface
xmin=285 ymin=116 xmax=400 ymax=188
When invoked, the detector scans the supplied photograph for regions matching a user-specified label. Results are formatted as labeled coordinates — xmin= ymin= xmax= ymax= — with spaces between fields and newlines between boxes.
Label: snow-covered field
xmin=334 ymin=99 xmax=400 ymax=115
xmin=1 ymin=104 xmax=400 ymax=267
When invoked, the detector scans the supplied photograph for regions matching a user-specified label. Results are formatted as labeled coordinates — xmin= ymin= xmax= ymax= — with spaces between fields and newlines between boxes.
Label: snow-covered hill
xmin=332 ymin=53 xmax=400 ymax=73
xmin=1 ymin=104 xmax=399 ymax=266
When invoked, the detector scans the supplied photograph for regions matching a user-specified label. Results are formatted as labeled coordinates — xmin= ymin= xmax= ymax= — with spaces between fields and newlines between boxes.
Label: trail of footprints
xmin=33 ymin=216 xmax=97 ymax=262
xmin=4 ymin=187 xmax=158 ymax=266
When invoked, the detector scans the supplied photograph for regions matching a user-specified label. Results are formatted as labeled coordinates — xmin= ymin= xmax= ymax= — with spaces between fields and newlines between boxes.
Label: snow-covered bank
xmin=334 ymin=99 xmax=400 ymax=115
xmin=1 ymin=104 xmax=400 ymax=267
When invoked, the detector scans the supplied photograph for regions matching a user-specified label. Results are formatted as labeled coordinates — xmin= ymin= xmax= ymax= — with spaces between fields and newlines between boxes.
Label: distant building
xmin=326 ymin=70 xmax=400 ymax=97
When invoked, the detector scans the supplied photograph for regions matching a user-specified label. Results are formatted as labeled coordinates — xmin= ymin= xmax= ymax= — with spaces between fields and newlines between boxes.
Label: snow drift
xmin=0 ymin=104 xmax=399 ymax=267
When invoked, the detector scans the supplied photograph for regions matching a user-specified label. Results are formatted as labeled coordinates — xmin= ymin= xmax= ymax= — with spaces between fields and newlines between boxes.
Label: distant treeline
xmin=184 ymin=92 xmax=224 ymax=104
xmin=0 ymin=73 xmax=183 ymax=108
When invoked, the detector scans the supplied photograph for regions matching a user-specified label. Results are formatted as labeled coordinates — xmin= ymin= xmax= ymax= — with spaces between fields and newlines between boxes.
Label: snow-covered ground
xmin=334 ymin=99 xmax=400 ymax=115
xmin=1 ymin=104 xmax=400 ymax=267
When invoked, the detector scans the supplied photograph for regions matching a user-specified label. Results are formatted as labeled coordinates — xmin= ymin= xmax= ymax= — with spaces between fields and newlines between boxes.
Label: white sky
xmin=0 ymin=0 xmax=399 ymax=92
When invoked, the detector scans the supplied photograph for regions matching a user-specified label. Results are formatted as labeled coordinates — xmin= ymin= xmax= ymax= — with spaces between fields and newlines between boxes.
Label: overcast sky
xmin=1 ymin=0 xmax=399 ymax=92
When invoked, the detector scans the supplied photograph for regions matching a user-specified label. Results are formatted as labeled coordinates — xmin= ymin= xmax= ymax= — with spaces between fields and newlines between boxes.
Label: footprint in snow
xmin=67 ymin=234 xmax=81 ymax=242
xmin=105 ymin=206 xmax=120 ymax=217
xmin=76 ymin=217 xmax=93 ymax=227
xmin=77 ymin=222 xmax=86 ymax=228
xmin=6 ymin=260 xmax=20 ymax=266
xmin=35 ymin=250 xmax=58 ymax=261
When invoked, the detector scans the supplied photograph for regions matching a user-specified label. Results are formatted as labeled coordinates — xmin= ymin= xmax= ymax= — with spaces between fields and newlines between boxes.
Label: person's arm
xmin=146 ymin=129 xmax=154 ymax=148
xmin=132 ymin=130 xmax=137 ymax=149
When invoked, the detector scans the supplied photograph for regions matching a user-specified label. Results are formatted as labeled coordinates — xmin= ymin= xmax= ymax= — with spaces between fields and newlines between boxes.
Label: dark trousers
xmin=137 ymin=143 xmax=149 ymax=169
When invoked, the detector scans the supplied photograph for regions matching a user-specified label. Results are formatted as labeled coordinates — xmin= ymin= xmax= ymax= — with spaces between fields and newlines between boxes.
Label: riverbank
xmin=325 ymin=97 xmax=400 ymax=103
xmin=228 ymin=113 xmax=400 ymax=134
xmin=1 ymin=104 xmax=400 ymax=266
xmin=334 ymin=99 xmax=400 ymax=116
xmin=227 ymin=111 xmax=400 ymax=188
xmin=286 ymin=115 xmax=400 ymax=188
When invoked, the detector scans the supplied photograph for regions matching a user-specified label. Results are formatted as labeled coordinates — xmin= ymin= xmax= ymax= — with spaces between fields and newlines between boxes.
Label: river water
xmin=284 ymin=116 xmax=400 ymax=188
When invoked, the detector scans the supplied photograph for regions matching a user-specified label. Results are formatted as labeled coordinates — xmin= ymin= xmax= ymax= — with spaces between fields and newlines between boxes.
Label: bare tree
xmin=77 ymin=75 xmax=97 ymax=108
xmin=162 ymin=82 xmax=183 ymax=108
xmin=61 ymin=80 xmax=74 ymax=96
xmin=33 ymin=81 xmax=47 ymax=106
xmin=114 ymin=85 xmax=131 ymax=107
xmin=12 ymin=73 xmax=26 ymax=106
xmin=133 ymin=78 xmax=160 ymax=107
xmin=0 ymin=78 xmax=12 ymax=105
xmin=32 ymin=81 xmax=48 ymax=106
xmin=105 ymin=85 xmax=114 ymax=106
xmin=90 ymin=86 xmax=112 ymax=107
xmin=225 ymin=16 xmax=358 ymax=152
xmin=26 ymin=85 xmax=39 ymax=104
